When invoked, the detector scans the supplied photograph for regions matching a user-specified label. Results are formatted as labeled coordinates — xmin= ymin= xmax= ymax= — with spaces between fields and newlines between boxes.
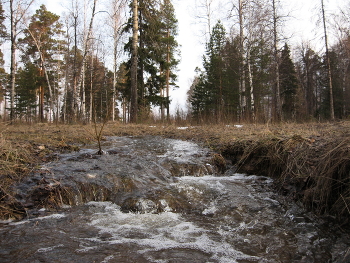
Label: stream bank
xmin=1 ymin=122 xmax=350 ymax=226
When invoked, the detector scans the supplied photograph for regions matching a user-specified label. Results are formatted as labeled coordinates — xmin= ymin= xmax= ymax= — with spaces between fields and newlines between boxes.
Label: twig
xmin=341 ymin=194 xmax=350 ymax=214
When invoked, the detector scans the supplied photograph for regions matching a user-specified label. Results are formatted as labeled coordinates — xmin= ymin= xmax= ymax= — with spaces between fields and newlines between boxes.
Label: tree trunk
xmin=272 ymin=0 xmax=282 ymax=122
xmin=89 ymin=55 xmax=93 ymax=123
xmin=130 ymin=0 xmax=139 ymax=123
xmin=39 ymin=66 xmax=44 ymax=122
xmin=238 ymin=0 xmax=246 ymax=121
xmin=247 ymin=46 xmax=255 ymax=122
xmin=76 ymin=0 xmax=97 ymax=122
xmin=72 ymin=6 xmax=78 ymax=122
xmin=10 ymin=0 xmax=16 ymax=122
xmin=166 ymin=30 xmax=170 ymax=121
xmin=112 ymin=36 xmax=117 ymax=122
xmin=321 ymin=0 xmax=335 ymax=121
xmin=111 ymin=0 xmax=124 ymax=122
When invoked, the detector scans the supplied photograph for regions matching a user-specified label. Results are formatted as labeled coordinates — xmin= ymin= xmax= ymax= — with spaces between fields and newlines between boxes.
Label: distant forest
xmin=0 ymin=0 xmax=350 ymax=124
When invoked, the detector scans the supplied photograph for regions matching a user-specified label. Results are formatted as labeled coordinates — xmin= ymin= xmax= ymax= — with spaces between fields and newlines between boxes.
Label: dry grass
xmin=1 ymin=121 xmax=350 ymax=222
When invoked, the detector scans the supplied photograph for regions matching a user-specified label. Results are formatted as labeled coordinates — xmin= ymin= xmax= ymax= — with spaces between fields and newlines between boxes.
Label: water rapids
xmin=0 ymin=136 xmax=349 ymax=262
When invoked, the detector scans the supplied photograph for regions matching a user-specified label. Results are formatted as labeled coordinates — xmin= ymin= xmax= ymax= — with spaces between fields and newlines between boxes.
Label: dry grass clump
xmin=219 ymin=130 xmax=350 ymax=222
xmin=306 ymin=140 xmax=350 ymax=217
xmin=0 ymin=136 xmax=37 ymax=220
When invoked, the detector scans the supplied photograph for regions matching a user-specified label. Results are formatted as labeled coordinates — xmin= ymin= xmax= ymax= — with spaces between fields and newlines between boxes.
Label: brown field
xmin=1 ymin=121 xmax=350 ymax=225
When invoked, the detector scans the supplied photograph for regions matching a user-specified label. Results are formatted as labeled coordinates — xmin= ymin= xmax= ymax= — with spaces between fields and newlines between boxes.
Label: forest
xmin=0 ymin=0 xmax=350 ymax=124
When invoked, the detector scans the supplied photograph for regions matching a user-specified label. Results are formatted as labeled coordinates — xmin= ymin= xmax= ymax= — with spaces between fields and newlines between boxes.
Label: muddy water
xmin=0 ymin=136 xmax=349 ymax=263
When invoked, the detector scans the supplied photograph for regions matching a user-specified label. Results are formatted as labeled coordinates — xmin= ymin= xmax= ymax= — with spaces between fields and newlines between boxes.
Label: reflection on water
xmin=0 ymin=136 xmax=349 ymax=262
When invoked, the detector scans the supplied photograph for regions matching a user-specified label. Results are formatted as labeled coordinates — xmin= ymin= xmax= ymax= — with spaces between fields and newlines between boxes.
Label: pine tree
xmin=279 ymin=43 xmax=298 ymax=120
xmin=159 ymin=0 xmax=179 ymax=120
xmin=223 ymin=35 xmax=240 ymax=120
xmin=249 ymin=39 xmax=271 ymax=121
xmin=298 ymin=46 xmax=322 ymax=119
xmin=206 ymin=21 xmax=227 ymax=121
xmin=19 ymin=4 xmax=64 ymax=122
xmin=190 ymin=21 xmax=227 ymax=122
xmin=15 ymin=62 xmax=39 ymax=121
xmin=124 ymin=0 xmax=179 ymax=122
xmin=189 ymin=72 xmax=210 ymax=121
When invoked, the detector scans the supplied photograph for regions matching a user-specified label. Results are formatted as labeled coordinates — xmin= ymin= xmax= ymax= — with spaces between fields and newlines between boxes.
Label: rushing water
xmin=0 ymin=136 xmax=349 ymax=263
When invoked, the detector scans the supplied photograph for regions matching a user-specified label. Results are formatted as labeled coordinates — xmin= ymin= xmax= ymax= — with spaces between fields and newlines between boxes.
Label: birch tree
xmin=237 ymin=0 xmax=246 ymax=120
xmin=0 ymin=2 xmax=7 ymax=120
xmin=9 ymin=0 xmax=35 ymax=121
xmin=110 ymin=0 xmax=126 ymax=121
xmin=232 ymin=0 xmax=271 ymax=121
xmin=76 ymin=0 xmax=98 ymax=122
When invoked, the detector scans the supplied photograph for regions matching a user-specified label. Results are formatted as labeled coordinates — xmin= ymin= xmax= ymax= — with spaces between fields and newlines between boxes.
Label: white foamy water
xmin=85 ymin=201 xmax=259 ymax=262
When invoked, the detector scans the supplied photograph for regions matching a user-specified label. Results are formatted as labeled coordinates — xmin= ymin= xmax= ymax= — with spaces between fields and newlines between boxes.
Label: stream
xmin=0 ymin=136 xmax=349 ymax=262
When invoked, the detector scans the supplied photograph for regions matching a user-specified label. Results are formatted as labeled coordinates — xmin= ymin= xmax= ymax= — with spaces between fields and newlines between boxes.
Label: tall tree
xmin=159 ymin=0 xmax=179 ymax=121
xmin=279 ymin=43 xmax=298 ymax=120
xmin=130 ymin=0 xmax=138 ymax=122
xmin=0 ymin=1 xmax=7 ymax=119
xmin=20 ymin=4 xmax=64 ymax=122
xmin=231 ymin=0 xmax=272 ymax=122
xmin=189 ymin=21 xmax=241 ymax=123
xmin=297 ymin=44 xmax=322 ymax=119
xmin=75 ymin=0 xmax=98 ymax=123
xmin=9 ymin=0 xmax=35 ymax=121
xmin=15 ymin=62 xmax=38 ymax=121
xmin=321 ymin=0 xmax=335 ymax=121
xmin=237 ymin=0 xmax=246 ymax=120
xmin=110 ymin=0 xmax=126 ymax=122
xmin=124 ymin=0 xmax=179 ymax=122
xmin=204 ymin=20 xmax=226 ymax=121
xmin=272 ymin=0 xmax=282 ymax=121
xmin=194 ymin=0 xmax=215 ymax=43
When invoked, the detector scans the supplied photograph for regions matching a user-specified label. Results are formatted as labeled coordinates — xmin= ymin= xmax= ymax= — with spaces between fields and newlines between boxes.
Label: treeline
xmin=188 ymin=0 xmax=350 ymax=123
xmin=0 ymin=0 xmax=178 ymax=123
xmin=0 ymin=0 xmax=349 ymax=124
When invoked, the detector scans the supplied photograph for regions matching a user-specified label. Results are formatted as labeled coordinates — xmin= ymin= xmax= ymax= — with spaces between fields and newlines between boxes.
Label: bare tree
xmin=64 ymin=0 xmax=81 ymax=123
xmin=76 ymin=0 xmax=98 ymax=123
xmin=321 ymin=0 xmax=335 ymax=121
xmin=272 ymin=0 xmax=282 ymax=122
xmin=110 ymin=0 xmax=126 ymax=122
xmin=334 ymin=3 xmax=350 ymax=117
xmin=232 ymin=0 xmax=271 ymax=122
xmin=237 ymin=0 xmax=246 ymax=121
xmin=25 ymin=28 xmax=56 ymax=121
xmin=9 ymin=0 xmax=35 ymax=122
